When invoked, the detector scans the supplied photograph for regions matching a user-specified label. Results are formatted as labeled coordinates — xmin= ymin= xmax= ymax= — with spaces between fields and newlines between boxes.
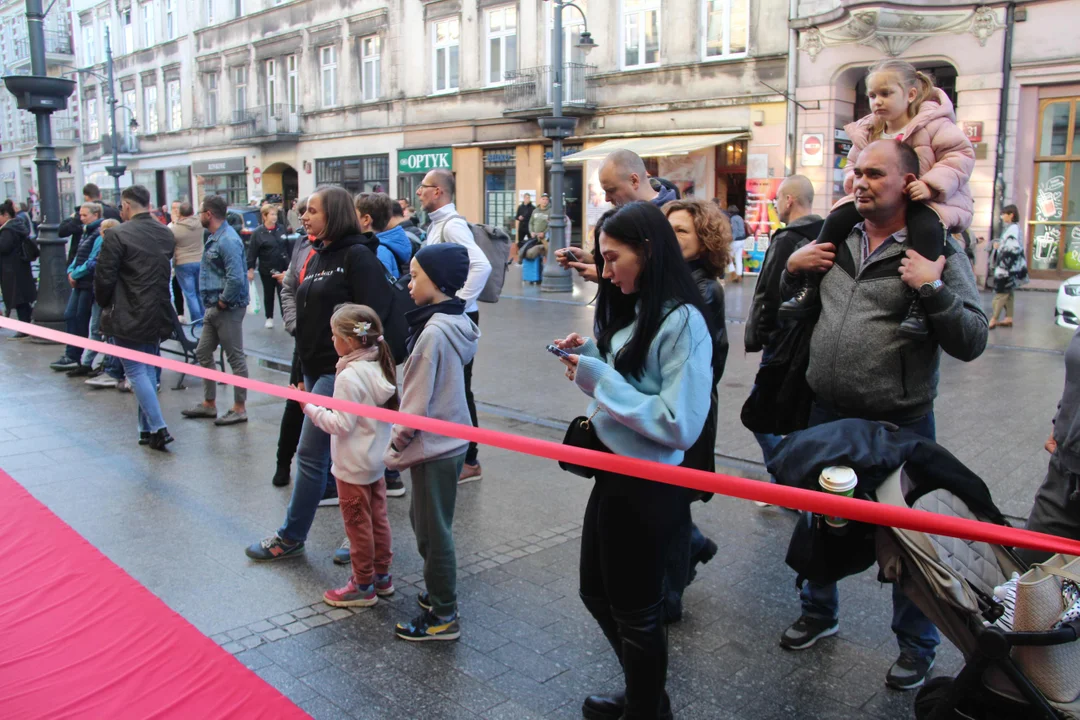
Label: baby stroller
xmin=769 ymin=420 xmax=1080 ymax=720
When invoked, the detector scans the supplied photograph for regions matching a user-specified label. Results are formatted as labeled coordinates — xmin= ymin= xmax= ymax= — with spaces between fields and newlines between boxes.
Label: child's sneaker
xmin=416 ymin=591 xmax=432 ymax=611
xmin=324 ymin=578 xmax=377 ymax=608
xmin=395 ymin=609 xmax=460 ymax=642
xmin=375 ymin=574 xmax=395 ymax=596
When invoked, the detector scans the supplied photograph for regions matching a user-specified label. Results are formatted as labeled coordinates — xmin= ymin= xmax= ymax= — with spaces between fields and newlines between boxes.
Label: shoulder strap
xmin=1041 ymin=565 xmax=1080 ymax=585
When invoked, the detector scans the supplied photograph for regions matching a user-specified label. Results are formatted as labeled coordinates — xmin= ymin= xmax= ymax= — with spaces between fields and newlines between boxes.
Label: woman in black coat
xmin=0 ymin=199 xmax=37 ymax=329
xmin=246 ymin=203 xmax=289 ymax=328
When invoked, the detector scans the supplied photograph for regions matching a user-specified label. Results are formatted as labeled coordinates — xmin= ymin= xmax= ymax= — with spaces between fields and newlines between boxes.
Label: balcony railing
xmin=503 ymin=63 xmax=597 ymax=116
xmin=12 ymin=114 xmax=78 ymax=147
xmin=232 ymin=104 xmax=303 ymax=140
xmin=10 ymin=30 xmax=75 ymax=63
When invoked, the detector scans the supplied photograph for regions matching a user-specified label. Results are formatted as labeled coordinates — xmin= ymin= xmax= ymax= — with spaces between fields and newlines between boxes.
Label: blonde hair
xmin=866 ymin=60 xmax=936 ymax=140
xmin=261 ymin=204 xmax=278 ymax=219
xmin=329 ymin=304 xmax=399 ymax=411
xmin=661 ymin=198 xmax=732 ymax=279
xmin=100 ymin=218 xmax=120 ymax=231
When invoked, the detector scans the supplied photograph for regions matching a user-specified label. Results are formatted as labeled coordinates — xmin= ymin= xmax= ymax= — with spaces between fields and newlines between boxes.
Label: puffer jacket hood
xmin=842 ymin=88 xmax=975 ymax=232
xmin=376 ymin=224 xmax=414 ymax=278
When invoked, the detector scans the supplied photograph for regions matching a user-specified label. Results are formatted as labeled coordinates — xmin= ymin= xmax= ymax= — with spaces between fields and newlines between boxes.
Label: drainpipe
xmin=989 ymin=3 xmax=1015 ymax=241
xmin=785 ymin=0 xmax=799 ymax=175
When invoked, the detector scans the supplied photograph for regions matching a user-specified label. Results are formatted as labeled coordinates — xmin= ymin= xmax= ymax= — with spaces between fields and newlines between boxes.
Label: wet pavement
xmin=0 ymin=267 xmax=1071 ymax=719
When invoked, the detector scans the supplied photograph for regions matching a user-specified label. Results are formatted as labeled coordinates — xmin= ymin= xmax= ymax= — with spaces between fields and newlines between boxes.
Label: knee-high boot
xmin=580 ymin=592 xmax=625 ymax=720
xmin=612 ymin=600 xmax=672 ymax=720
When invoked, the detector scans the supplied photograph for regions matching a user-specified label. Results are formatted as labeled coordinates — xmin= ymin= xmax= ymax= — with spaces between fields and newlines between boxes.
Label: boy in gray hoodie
xmin=385 ymin=243 xmax=479 ymax=641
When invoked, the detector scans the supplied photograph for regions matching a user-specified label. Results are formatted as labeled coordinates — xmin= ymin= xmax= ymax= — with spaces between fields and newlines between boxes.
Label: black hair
xmin=896 ymin=142 xmax=920 ymax=178
xmin=122 ymin=185 xmax=151 ymax=208
xmin=0 ymin=199 xmax=15 ymax=219
xmin=202 ymin=194 xmax=228 ymax=220
xmin=355 ymin=192 xmax=394 ymax=233
xmin=310 ymin=185 xmax=362 ymax=241
xmin=1001 ymin=204 xmax=1019 ymax=223
xmin=82 ymin=183 xmax=102 ymax=199
xmin=593 ymin=201 xmax=714 ymax=380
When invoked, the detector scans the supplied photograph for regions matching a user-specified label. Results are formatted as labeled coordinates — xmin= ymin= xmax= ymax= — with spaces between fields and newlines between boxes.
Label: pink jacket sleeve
xmin=919 ymin=119 xmax=975 ymax=203
xmin=842 ymin=141 xmax=862 ymax=197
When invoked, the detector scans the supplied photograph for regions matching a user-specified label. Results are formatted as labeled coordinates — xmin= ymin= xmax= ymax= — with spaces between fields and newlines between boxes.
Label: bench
xmin=159 ymin=310 xmax=224 ymax=391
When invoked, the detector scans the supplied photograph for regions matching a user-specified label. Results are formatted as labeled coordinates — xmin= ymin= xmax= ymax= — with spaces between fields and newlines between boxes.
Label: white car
xmin=1056 ymin=274 xmax=1080 ymax=328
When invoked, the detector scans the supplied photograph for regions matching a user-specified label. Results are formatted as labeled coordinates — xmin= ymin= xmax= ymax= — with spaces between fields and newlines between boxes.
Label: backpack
xmin=381 ymin=272 xmax=417 ymax=365
xmin=20 ymin=235 xmax=40 ymax=262
xmin=436 ymin=215 xmax=511 ymax=303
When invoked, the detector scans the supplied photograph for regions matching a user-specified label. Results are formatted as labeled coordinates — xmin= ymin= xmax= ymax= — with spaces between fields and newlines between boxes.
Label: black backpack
xmin=381 ymin=272 xmax=417 ymax=365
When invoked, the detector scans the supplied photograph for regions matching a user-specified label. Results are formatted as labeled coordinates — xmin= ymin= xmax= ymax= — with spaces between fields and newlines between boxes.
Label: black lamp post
xmin=2 ymin=0 xmax=76 ymax=328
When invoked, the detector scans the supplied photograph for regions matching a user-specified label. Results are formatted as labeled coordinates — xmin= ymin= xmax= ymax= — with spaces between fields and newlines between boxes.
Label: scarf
xmin=335 ymin=344 xmax=380 ymax=375
xmin=404 ymin=297 xmax=466 ymax=353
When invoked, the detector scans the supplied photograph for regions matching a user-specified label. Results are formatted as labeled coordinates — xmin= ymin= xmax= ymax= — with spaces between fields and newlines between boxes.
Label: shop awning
xmin=563 ymin=133 xmax=749 ymax=163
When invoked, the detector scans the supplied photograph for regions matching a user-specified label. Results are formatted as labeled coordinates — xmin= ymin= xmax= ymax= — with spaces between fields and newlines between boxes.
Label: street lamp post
xmin=2 ymin=0 xmax=76 ymax=328
xmin=540 ymin=1 xmax=595 ymax=293
xmin=103 ymin=27 xmax=126 ymax=201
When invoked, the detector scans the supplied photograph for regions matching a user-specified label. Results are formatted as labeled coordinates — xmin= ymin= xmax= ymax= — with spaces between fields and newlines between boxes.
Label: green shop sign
xmin=398 ymin=148 xmax=453 ymax=174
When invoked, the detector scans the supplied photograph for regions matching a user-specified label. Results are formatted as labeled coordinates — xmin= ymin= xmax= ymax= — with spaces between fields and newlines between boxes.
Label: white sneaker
xmin=264 ymin=318 xmax=274 ymax=329
xmin=85 ymin=375 xmax=119 ymax=389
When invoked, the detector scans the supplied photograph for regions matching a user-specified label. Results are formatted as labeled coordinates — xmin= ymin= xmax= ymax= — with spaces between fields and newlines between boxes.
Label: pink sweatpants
xmin=337 ymin=478 xmax=393 ymax=584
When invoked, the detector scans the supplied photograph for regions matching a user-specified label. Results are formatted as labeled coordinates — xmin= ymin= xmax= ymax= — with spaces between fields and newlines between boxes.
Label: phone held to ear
xmin=547 ymin=344 xmax=572 ymax=360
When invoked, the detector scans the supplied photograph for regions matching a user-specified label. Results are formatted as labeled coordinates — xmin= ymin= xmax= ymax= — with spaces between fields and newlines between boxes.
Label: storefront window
xmin=483 ymin=149 xmax=516 ymax=235
xmin=198 ymin=174 xmax=247 ymax=206
xmin=1031 ymin=98 xmax=1080 ymax=274
xmin=316 ymin=154 xmax=389 ymax=194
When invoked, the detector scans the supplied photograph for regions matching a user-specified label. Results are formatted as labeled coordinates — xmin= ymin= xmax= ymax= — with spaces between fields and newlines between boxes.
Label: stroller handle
xmin=1006 ymin=619 xmax=1080 ymax=647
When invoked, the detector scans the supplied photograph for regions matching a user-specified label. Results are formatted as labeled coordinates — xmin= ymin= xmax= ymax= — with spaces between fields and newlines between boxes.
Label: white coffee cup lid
xmin=819 ymin=466 xmax=857 ymax=493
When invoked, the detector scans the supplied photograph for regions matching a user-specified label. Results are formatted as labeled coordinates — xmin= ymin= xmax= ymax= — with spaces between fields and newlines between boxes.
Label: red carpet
xmin=0 ymin=470 xmax=309 ymax=719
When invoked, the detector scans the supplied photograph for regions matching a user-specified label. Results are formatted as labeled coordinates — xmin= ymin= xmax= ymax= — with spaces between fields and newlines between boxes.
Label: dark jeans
xmin=1019 ymin=451 xmax=1080 ymax=566
xmin=464 ymin=310 xmax=480 ymax=465
xmin=14 ymin=302 xmax=32 ymax=322
xmin=799 ymin=402 xmax=940 ymax=659
xmin=64 ymin=287 xmax=94 ymax=361
xmin=276 ymin=349 xmax=305 ymax=470
xmin=260 ymin=271 xmax=283 ymax=320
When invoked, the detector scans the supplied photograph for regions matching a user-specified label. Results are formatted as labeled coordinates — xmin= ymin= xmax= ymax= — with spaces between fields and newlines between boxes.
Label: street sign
xmin=253 ymin=167 xmax=262 ymax=185
xmin=801 ymin=133 xmax=824 ymax=167
xmin=963 ymin=122 xmax=983 ymax=144
xmin=397 ymin=148 xmax=452 ymax=174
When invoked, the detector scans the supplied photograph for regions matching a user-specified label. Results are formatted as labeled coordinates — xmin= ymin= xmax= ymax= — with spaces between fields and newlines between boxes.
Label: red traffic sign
xmin=803 ymin=136 xmax=822 ymax=155
xmin=253 ymin=167 xmax=262 ymax=185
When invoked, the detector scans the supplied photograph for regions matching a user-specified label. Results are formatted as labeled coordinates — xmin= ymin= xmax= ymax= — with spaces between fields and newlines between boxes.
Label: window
xmin=122 ymin=9 xmax=133 ymax=54
xmin=622 ymin=0 xmax=660 ymax=69
xmin=702 ymin=0 xmax=747 ymax=59
xmin=320 ymin=45 xmax=337 ymax=108
xmin=123 ymin=88 xmax=138 ymax=133
xmin=86 ymin=98 xmax=99 ymax=141
xmin=82 ymin=24 xmax=95 ymax=66
xmin=361 ymin=35 xmax=380 ymax=102
xmin=205 ymin=73 xmax=218 ymax=125
xmin=233 ymin=0 xmax=242 ymax=19
xmin=265 ymin=59 xmax=277 ymax=106
xmin=233 ymin=65 xmax=247 ymax=120
xmin=485 ymin=6 xmax=517 ymax=86
xmin=142 ymin=3 xmax=154 ymax=48
xmin=316 ymin=154 xmax=390 ymax=194
xmin=166 ymin=79 xmax=181 ymax=130
xmin=1031 ymin=97 xmax=1080 ymax=274
xmin=285 ymin=54 xmax=298 ymax=109
xmin=165 ymin=0 xmax=175 ymax=39
xmin=99 ymin=19 xmax=109 ymax=63
xmin=432 ymin=18 xmax=460 ymax=93
xmin=143 ymin=84 xmax=158 ymax=133
xmin=206 ymin=0 xmax=214 ymax=25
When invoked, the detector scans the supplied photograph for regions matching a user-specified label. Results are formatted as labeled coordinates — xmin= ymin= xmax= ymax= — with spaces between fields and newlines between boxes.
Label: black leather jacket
xmin=94 ymin=213 xmax=176 ymax=343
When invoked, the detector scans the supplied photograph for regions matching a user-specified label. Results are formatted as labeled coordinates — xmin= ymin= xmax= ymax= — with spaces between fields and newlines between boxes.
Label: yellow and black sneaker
xmin=395 ymin=610 xmax=460 ymax=642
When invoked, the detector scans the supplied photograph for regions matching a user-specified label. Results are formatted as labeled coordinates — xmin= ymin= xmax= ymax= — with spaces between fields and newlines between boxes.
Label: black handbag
xmin=559 ymin=408 xmax=606 ymax=478
xmin=741 ymin=315 xmax=816 ymax=435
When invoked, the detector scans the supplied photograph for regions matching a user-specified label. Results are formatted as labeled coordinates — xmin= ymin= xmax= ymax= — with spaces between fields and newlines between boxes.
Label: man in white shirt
xmin=417 ymin=169 xmax=493 ymax=484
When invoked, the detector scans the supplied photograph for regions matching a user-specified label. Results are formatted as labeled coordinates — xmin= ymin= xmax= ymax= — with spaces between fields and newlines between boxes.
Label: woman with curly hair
xmin=659 ymin=197 xmax=732 ymax=622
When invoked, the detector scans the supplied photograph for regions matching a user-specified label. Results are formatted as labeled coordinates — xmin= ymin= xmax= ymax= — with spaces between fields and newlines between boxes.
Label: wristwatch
xmin=918 ymin=279 xmax=944 ymax=298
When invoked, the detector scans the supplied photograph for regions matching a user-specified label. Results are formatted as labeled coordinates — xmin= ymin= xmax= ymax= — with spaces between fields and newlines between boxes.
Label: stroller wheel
xmin=914 ymin=678 xmax=980 ymax=720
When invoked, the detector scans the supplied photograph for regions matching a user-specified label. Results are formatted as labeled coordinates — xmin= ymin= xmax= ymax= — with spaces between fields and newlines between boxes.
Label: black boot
xmin=612 ymin=600 xmax=672 ymax=720
xmin=138 ymin=431 xmax=151 ymax=446
xmin=580 ymin=593 xmax=625 ymax=720
xmin=272 ymin=464 xmax=292 ymax=487
xmin=777 ymin=273 xmax=821 ymax=321
xmin=148 ymin=428 xmax=174 ymax=451
xmin=898 ymin=296 xmax=929 ymax=339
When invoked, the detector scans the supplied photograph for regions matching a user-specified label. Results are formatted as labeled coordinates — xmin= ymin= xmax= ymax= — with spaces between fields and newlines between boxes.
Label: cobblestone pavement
xmin=0 ymin=268 xmax=1070 ymax=719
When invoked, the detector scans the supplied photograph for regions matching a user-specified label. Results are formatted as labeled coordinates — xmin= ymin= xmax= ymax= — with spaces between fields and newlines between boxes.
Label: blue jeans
xmin=278 ymin=372 xmax=335 ymax=544
xmin=799 ymin=402 xmax=940 ymax=659
xmin=64 ymin=287 xmax=94 ymax=361
xmin=754 ymin=431 xmax=784 ymax=482
xmin=114 ymin=337 xmax=166 ymax=433
xmin=81 ymin=301 xmax=103 ymax=367
xmin=174 ymin=262 xmax=204 ymax=323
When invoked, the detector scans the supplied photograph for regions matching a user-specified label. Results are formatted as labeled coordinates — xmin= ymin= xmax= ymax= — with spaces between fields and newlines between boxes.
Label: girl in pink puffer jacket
xmin=781 ymin=59 xmax=976 ymax=339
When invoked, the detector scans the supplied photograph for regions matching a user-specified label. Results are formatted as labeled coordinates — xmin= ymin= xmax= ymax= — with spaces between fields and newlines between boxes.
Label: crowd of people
xmin=2 ymin=57 xmax=1078 ymax=720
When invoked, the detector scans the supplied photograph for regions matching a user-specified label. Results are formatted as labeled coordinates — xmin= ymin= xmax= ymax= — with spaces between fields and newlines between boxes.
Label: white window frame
xmin=233 ymin=0 xmax=242 ymax=20
xmin=233 ymin=65 xmax=248 ymax=118
xmin=485 ymin=5 xmax=517 ymax=87
xmin=98 ymin=19 xmax=109 ymax=63
xmin=141 ymin=2 xmax=154 ymax=49
xmin=143 ymin=84 xmax=158 ymax=134
xmin=82 ymin=24 xmax=95 ymax=66
xmin=700 ymin=0 xmax=748 ymax=61
xmin=205 ymin=73 xmax=218 ymax=125
xmin=431 ymin=17 xmax=460 ymax=94
xmin=123 ymin=88 xmax=137 ymax=132
xmin=620 ymin=0 xmax=661 ymax=70
xmin=121 ymin=8 xmax=134 ymax=54
xmin=285 ymin=54 xmax=298 ymax=109
xmin=206 ymin=0 xmax=214 ymax=26
xmin=165 ymin=0 xmax=175 ymax=40
xmin=319 ymin=45 xmax=337 ymax=108
xmin=166 ymin=78 xmax=181 ymax=131
xmin=360 ymin=35 xmax=380 ymax=102
xmin=265 ymin=59 xmax=277 ymax=107
xmin=86 ymin=98 xmax=99 ymax=142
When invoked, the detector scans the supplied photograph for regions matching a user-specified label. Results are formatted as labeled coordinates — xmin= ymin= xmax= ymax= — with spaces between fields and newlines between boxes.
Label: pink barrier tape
xmin=3 ymin=315 xmax=1079 ymax=557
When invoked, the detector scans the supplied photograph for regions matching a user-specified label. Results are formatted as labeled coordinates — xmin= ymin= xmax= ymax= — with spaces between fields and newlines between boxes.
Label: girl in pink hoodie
xmin=782 ymin=59 xmax=976 ymax=339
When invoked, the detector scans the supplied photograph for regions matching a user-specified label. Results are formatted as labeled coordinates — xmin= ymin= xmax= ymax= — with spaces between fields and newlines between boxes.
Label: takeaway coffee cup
xmin=818 ymin=466 xmax=857 ymax=528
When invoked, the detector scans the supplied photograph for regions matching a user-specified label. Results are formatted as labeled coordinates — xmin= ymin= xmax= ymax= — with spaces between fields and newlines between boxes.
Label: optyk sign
xmin=398 ymin=148 xmax=453 ymax=174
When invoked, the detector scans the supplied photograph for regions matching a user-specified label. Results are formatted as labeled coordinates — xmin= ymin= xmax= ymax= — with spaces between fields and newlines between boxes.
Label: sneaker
xmin=214 ymin=409 xmax=248 ymax=426
xmin=66 ymin=364 xmax=92 ymax=377
xmin=116 ymin=379 xmax=132 ymax=393
xmin=138 ymin=431 xmax=151 ymax=446
xmin=245 ymin=534 xmax=305 ymax=561
xmin=86 ymin=374 xmax=119 ymax=389
xmin=50 ymin=356 xmax=79 ymax=371
xmin=272 ymin=465 xmax=291 ymax=487
xmin=264 ymin=318 xmax=274 ymax=329
xmin=385 ymin=475 xmax=406 ymax=497
xmin=458 ymin=463 xmax=482 ymax=484
xmin=779 ymin=615 xmax=839 ymax=650
xmin=375 ymin=574 xmax=395 ymax=597
xmin=181 ymin=403 xmax=218 ymax=419
xmin=885 ymin=652 xmax=935 ymax=691
xmin=147 ymin=428 xmax=174 ymax=451
xmin=7 ymin=332 xmax=28 ymax=340
xmin=86 ymin=366 xmax=104 ymax=378
xmin=323 ymin=578 xmax=377 ymax=608
xmin=417 ymin=591 xmax=433 ymax=612
xmin=333 ymin=538 xmax=350 ymax=565
xmin=395 ymin=610 xmax=460 ymax=642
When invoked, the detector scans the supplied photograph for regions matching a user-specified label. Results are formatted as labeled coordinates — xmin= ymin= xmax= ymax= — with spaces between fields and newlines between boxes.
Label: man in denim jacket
xmin=182 ymin=194 xmax=250 ymax=426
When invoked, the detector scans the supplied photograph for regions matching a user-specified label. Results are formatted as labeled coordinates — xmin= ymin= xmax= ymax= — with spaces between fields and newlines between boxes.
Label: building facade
xmin=1 ymin=0 xmax=80 ymax=218
xmin=789 ymin=0 xmax=1080 ymax=280
xmin=65 ymin=0 xmax=790 ymax=253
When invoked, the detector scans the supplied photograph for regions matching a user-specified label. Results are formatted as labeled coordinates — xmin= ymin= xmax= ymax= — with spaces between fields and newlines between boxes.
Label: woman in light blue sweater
xmin=554 ymin=201 xmax=714 ymax=720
